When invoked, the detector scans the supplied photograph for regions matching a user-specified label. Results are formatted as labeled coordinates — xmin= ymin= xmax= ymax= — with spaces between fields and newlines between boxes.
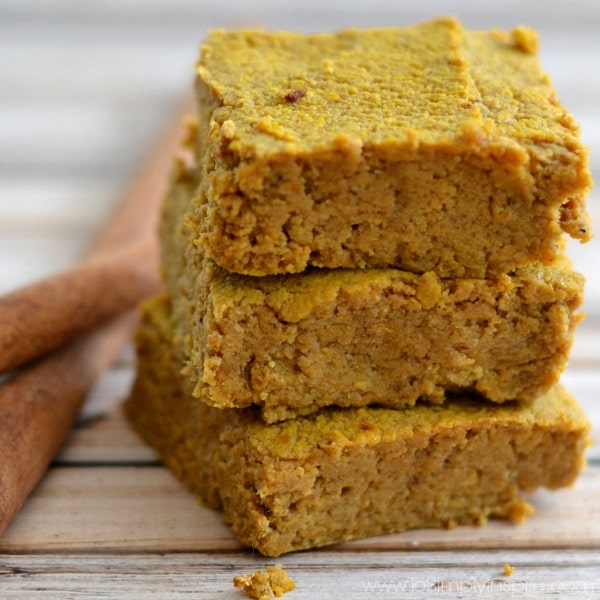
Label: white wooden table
xmin=1 ymin=2 xmax=599 ymax=598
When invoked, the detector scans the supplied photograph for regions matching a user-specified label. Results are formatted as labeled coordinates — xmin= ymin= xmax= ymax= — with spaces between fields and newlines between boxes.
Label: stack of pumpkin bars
xmin=126 ymin=18 xmax=592 ymax=557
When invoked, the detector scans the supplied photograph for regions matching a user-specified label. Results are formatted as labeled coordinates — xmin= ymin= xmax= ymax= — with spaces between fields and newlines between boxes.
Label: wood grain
xmin=0 ymin=550 xmax=599 ymax=599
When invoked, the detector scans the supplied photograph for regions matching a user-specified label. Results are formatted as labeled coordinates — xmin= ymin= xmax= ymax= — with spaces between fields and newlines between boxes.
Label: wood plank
xmin=0 ymin=549 xmax=598 ymax=599
xmin=59 ymin=405 xmax=156 ymax=465
xmin=0 ymin=103 xmax=170 ymax=176
xmin=569 ymin=326 xmax=600 ymax=367
xmin=74 ymin=366 xmax=136 ymax=422
xmin=0 ymin=465 xmax=598 ymax=554
xmin=561 ymin=369 xmax=600 ymax=462
xmin=0 ymin=178 xmax=122 ymax=233
xmin=0 ymin=466 xmax=240 ymax=554
xmin=0 ymin=235 xmax=90 ymax=295
xmin=1 ymin=41 xmax=193 ymax=104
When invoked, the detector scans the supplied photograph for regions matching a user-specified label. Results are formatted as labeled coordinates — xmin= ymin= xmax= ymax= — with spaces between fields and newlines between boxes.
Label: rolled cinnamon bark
xmin=0 ymin=96 xmax=192 ymax=535
xmin=0 ymin=239 xmax=159 ymax=373
xmin=0 ymin=96 xmax=193 ymax=374
xmin=0 ymin=313 xmax=136 ymax=535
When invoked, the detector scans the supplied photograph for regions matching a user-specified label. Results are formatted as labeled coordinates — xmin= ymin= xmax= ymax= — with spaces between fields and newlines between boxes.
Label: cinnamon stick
xmin=0 ymin=239 xmax=159 ymax=373
xmin=0 ymin=96 xmax=193 ymax=374
xmin=0 ymin=313 xmax=136 ymax=535
xmin=0 ymin=96 xmax=193 ymax=536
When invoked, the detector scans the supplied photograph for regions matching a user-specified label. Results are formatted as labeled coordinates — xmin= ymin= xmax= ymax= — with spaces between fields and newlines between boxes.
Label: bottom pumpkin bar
xmin=125 ymin=295 xmax=590 ymax=557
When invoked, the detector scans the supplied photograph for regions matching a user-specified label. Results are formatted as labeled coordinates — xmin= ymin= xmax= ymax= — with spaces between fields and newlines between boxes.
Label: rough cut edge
xmin=124 ymin=295 xmax=591 ymax=557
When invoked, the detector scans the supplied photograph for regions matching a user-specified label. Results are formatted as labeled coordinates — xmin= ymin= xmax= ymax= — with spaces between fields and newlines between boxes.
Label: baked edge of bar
xmin=191 ymin=20 xmax=592 ymax=276
xmin=125 ymin=295 xmax=591 ymax=556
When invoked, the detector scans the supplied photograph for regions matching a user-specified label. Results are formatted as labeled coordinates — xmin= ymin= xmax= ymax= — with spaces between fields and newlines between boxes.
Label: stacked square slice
xmin=126 ymin=18 xmax=592 ymax=557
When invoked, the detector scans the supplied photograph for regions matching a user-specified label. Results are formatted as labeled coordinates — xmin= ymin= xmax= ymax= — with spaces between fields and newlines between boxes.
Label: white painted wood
xmin=2 ymin=0 xmax=599 ymax=29
xmin=0 ymin=178 xmax=122 ymax=227
xmin=0 ymin=103 xmax=171 ymax=176
xmin=0 ymin=235 xmax=90 ymax=294
xmin=0 ymin=549 xmax=598 ymax=599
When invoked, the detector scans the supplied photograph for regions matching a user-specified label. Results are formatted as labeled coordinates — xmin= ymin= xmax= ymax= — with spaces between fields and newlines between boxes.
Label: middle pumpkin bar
xmin=164 ymin=166 xmax=584 ymax=424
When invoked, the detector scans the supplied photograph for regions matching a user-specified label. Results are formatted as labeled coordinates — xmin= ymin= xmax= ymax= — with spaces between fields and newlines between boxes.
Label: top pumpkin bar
xmin=193 ymin=18 xmax=591 ymax=277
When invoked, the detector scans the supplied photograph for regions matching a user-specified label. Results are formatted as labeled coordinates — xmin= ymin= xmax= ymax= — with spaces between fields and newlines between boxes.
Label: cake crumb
xmin=511 ymin=26 xmax=539 ymax=54
xmin=233 ymin=564 xmax=296 ymax=599
xmin=503 ymin=562 xmax=515 ymax=576
xmin=220 ymin=119 xmax=237 ymax=141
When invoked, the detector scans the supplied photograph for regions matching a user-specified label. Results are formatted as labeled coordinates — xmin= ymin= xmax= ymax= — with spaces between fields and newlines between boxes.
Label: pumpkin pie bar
xmin=124 ymin=296 xmax=590 ymax=557
xmin=161 ymin=166 xmax=584 ymax=423
xmin=192 ymin=18 xmax=591 ymax=277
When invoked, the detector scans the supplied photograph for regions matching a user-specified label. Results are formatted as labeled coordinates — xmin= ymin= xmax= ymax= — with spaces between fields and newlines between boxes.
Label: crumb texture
xmin=233 ymin=564 xmax=296 ymax=599
xmin=161 ymin=169 xmax=585 ymax=422
xmin=191 ymin=19 xmax=591 ymax=276
xmin=124 ymin=297 xmax=591 ymax=556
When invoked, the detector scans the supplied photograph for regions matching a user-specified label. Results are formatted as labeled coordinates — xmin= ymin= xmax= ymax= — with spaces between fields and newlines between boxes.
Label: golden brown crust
xmin=191 ymin=20 xmax=591 ymax=276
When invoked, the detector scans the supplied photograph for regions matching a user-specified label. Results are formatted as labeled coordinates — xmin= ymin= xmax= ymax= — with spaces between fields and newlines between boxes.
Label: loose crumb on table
xmin=233 ymin=564 xmax=296 ymax=599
